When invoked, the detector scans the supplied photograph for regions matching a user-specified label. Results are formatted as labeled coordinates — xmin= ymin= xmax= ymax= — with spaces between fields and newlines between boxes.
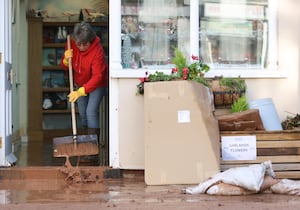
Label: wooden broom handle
xmin=67 ymin=35 xmax=77 ymax=141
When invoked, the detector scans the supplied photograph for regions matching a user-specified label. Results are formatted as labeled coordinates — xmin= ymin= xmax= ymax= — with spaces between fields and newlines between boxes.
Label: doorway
xmin=15 ymin=0 xmax=109 ymax=167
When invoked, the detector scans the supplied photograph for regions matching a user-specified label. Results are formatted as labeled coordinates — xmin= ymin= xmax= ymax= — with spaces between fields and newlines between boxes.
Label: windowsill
xmin=205 ymin=69 xmax=287 ymax=78
xmin=110 ymin=68 xmax=287 ymax=79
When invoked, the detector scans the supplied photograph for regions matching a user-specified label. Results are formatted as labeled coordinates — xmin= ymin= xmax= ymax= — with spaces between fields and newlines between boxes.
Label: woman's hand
xmin=68 ymin=87 xmax=86 ymax=103
xmin=62 ymin=49 xmax=73 ymax=66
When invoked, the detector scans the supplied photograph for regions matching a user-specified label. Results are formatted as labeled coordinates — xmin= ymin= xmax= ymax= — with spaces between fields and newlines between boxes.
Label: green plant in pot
xmin=136 ymin=48 xmax=210 ymax=95
xmin=210 ymin=76 xmax=247 ymax=107
xmin=171 ymin=48 xmax=210 ymax=80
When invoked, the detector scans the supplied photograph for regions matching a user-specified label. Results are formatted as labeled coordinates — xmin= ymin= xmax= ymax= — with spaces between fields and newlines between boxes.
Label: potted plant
xmin=208 ymin=76 xmax=246 ymax=107
xmin=171 ymin=48 xmax=210 ymax=80
xmin=136 ymin=48 xmax=210 ymax=95
xmin=136 ymin=48 xmax=246 ymax=108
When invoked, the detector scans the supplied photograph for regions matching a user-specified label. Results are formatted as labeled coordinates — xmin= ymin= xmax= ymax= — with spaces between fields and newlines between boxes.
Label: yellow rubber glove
xmin=68 ymin=87 xmax=87 ymax=103
xmin=62 ymin=49 xmax=73 ymax=66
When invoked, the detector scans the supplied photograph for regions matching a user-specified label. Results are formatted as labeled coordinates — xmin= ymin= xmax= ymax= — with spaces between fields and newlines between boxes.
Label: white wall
xmin=246 ymin=0 xmax=300 ymax=120
xmin=118 ymin=79 xmax=144 ymax=169
xmin=114 ymin=0 xmax=300 ymax=169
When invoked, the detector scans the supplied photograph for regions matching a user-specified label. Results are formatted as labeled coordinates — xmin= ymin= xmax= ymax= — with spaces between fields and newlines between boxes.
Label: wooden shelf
xmin=43 ymin=87 xmax=69 ymax=92
xmin=43 ymin=43 xmax=65 ymax=48
xmin=43 ymin=21 xmax=107 ymax=27
xmin=43 ymin=109 xmax=70 ymax=114
xmin=43 ymin=109 xmax=79 ymax=114
xmin=43 ymin=65 xmax=64 ymax=70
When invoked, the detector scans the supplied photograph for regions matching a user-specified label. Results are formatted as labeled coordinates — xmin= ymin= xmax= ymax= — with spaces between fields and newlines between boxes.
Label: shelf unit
xmin=27 ymin=18 xmax=109 ymax=137
xmin=28 ymin=17 xmax=43 ymax=139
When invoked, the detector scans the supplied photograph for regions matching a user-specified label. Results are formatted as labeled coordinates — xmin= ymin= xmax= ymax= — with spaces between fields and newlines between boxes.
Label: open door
xmin=0 ymin=0 xmax=17 ymax=166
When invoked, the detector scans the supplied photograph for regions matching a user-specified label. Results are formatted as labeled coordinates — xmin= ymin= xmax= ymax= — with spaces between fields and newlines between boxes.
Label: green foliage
xmin=172 ymin=48 xmax=210 ymax=80
xmin=136 ymin=71 xmax=175 ymax=95
xmin=148 ymin=71 xmax=174 ymax=82
xmin=136 ymin=48 xmax=211 ymax=95
xmin=193 ymin=77 xmax=210 ymax=87
xmin=188 ymin=61 xmax=210 ymax=80
xmin=231 ymin=95 xmax=249 ymax=113
xmin=172 ymin=48 xmax=187 ymax=77
xmin=220 ymin=77 xmax=246 ymax=92
xmin=282 ymin=114 xmax=300 ymax=130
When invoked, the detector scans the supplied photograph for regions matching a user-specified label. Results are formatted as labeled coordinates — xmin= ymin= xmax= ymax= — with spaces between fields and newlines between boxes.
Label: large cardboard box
xmin=144 ymin=81 xmax=220 ymax=185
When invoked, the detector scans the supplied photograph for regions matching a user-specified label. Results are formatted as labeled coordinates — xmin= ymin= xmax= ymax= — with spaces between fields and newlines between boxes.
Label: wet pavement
xmin=0 ymin=140 xmax=299 ymax=209
xmin=1 ymin=167 xmax=300 ymax=210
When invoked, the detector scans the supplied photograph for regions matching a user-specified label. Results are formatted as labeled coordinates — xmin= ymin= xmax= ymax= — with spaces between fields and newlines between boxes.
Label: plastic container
xmin=249 ymin=98 xmax=282 ymax=131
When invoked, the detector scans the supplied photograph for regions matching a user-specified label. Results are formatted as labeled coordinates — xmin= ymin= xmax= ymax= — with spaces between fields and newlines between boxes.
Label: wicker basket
xmin=208 ymin=78 xmax=246 ymax=107
xmin=213 ymin=90 xmax=245 ymax=107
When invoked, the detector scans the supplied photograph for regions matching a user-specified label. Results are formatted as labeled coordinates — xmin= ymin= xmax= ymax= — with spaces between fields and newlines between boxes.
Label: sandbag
xmin=206 ymin=175 xmax=279 ymax=196
xmin=271 ymin=179 xmax=300 ymax=195
xmin=183 ymin=161 xmax=275 ymax=194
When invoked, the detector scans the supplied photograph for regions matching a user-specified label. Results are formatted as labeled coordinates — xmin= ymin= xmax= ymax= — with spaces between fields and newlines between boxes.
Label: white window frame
xmin=205 ymin=0 xmax=282 ymax=78
xmin=111 ymin=0 xmax=283 ymax=80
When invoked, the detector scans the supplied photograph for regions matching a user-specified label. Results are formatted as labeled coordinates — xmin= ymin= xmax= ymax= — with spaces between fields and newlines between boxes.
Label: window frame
xmin=111 ymin=0 xmax=284 ymax=79
xmin=204 ymin=0 xmax=282 ymax=78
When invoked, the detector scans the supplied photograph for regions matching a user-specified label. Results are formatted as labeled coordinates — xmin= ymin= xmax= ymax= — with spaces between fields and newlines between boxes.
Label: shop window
xmin=120 ymin=0 xmax=277 ymax=74
xmin=199 ymin=0 xmax=273 ymax=71
xmin=121 ymin=0 xmax=190 ymax=69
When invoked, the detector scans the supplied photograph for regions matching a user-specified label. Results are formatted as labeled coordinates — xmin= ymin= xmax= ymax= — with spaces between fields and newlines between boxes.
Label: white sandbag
xmin=271 ymin=179 xmax=300 ymax=195
xmin=183 ymin=161 xmax=275 ymax=194
xmin=206 ymin=175 xmax=279 ymax=196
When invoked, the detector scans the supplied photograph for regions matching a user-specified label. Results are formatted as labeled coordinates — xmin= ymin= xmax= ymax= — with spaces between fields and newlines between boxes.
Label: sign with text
xmin=221 ymin=135 xmax=256 ymax=161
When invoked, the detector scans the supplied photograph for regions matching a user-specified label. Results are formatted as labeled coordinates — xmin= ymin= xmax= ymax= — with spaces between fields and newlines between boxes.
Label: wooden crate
xmin=220 ymin=130 xmax=300 ymax=179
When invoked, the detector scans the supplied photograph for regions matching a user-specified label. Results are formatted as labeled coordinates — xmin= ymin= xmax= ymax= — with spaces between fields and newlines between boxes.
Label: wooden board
xmin=220 ymin=130 xmax=300 ymax=179
xmin=217 ymin=109 xmax=264 ymax=131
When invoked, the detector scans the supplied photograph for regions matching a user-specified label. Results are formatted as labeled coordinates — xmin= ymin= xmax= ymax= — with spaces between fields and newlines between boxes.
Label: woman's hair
xmin=72 ymin=22 xmax=96 ymax=44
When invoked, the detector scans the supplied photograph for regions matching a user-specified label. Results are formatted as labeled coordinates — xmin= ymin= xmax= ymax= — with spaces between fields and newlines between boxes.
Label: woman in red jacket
xmin=61 ymin=22 xmax=108 ymax=137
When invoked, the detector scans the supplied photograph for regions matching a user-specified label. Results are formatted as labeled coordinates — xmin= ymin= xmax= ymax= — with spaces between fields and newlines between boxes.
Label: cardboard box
xmin=144 ymin=81 xmax=220 ymax=185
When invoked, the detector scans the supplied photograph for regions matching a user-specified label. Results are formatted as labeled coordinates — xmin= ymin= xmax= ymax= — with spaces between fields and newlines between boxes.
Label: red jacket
xmin=60 ymin=36 xmax=108 ymax=93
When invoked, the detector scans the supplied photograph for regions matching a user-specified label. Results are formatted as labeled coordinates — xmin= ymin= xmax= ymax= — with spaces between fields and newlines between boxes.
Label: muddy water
xmin=0 ymin=166 xmax=110 ymax=204
xmin=0 ymin=179 xmax=108 ymax=204
xmin=0 ymin=167 xmax=300 ymax=209
xmin=1 ymin=176 xmax=300 ymax=210
xmin=2 ymin=141 xmax=300 ymax=209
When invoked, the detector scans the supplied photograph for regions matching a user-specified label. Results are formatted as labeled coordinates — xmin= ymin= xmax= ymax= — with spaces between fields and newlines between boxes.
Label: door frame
xmin=0 ymin=0 xmax=16 ymax=166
